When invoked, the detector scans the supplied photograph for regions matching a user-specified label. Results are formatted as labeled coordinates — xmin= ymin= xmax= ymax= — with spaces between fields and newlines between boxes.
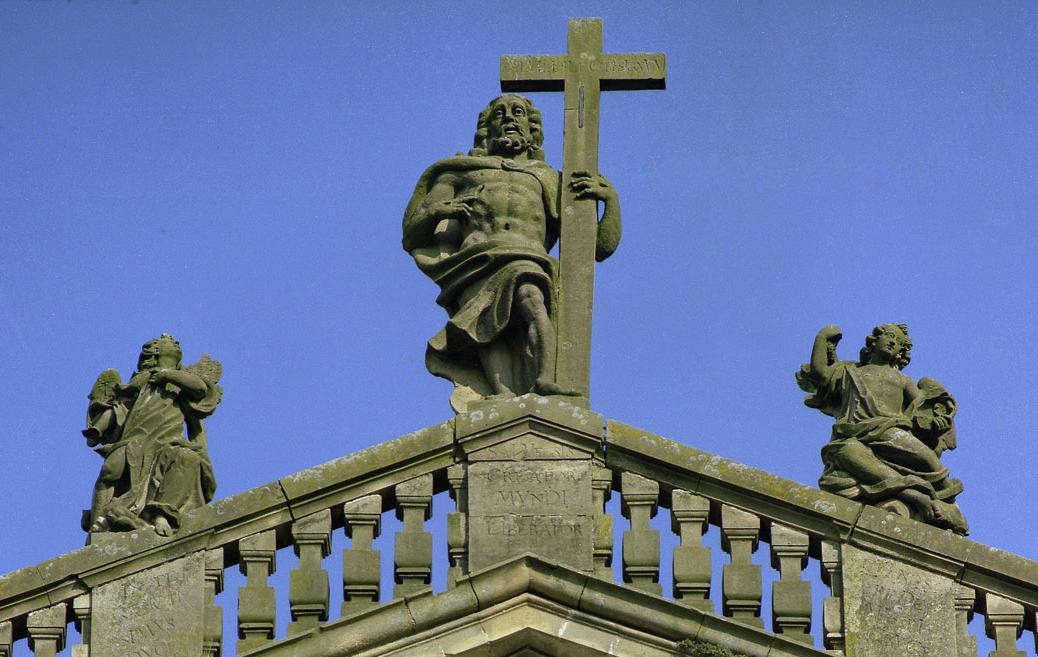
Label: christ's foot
xmin=534 ymin=378 xmax=582 ymax=397
xmin=154 ymin=516 xmax=174 ymax=537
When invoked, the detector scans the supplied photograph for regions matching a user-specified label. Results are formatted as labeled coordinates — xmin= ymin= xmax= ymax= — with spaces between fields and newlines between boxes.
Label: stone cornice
xmin=3 ymin=400 xmax=1037 ymax=637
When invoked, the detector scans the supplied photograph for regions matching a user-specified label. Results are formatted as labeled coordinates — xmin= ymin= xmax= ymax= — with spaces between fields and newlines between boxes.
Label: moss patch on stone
xmin=676 ymin=638 xmax=746 ymax=657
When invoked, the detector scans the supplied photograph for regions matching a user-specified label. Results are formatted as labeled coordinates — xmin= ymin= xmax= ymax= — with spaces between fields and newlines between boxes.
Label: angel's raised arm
xmin=810 ymin=325 xmax=843 ymax=380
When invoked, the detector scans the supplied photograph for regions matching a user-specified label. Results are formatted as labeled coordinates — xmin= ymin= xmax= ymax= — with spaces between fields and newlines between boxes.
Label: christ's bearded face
xmin=486 ymin=96 xmax=533 ymax=156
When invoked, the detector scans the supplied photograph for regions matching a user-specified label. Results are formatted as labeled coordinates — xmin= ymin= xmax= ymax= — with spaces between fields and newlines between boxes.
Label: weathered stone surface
xmin=468 ymin=432 xmax=588 ymax=461
xmin=278 ymin=420 xmax=453 ymax=506
xmin=468 ymin=460 xmax=593 ymax=572
xmin=985 ymin=592 xmax=1027 ymax=656
xmin=457 ymin=395 xmax=603 ymax=460
xmin=394 ymin=475 xmax=434 ymax=598
xmin=91 ymin=551 xmax=204 ymax=657
xmin=671 ymin=490 xmax=712 ymax=611
xmin=720 ymin=505 xmax=762 ymax=627
xmin=288 ymin=509 xmax=332 ymax=635
xmin=842 ymin=543 xmax=958 ymax=657
xmin=620 ymin=472 xmax=661 ymax=594
xmin=606 ymin=419 xmax=862 ymax=539
xmin=849 ymin=503 xmax=972 ymax=578
xmin=0 ymin=621 xmax=11 ymax=657
xmin=26 ymin=604 xmax=66 ymax=657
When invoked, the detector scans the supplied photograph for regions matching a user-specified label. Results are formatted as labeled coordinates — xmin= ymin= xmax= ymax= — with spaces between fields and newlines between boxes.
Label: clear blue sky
xmin=1 ymin=0 xmax=1036 ymax=645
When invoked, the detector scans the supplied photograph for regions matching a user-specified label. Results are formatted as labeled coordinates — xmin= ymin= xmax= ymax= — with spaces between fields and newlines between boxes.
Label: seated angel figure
xmin=796 ymin=323 xmax=968 ymax=535
xmin=82 ymin=333 xmax=222 ymax=536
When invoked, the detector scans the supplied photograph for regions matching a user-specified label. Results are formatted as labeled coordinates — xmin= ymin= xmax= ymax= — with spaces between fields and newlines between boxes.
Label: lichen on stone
xmin=676 ymin=638 xmax=746 ymax=657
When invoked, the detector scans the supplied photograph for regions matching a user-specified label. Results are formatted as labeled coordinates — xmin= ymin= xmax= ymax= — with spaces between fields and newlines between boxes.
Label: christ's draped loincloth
xmin=403 ymin=155 xmax=561 ymax=410
xmin=413 ymin=242 xmax=557 ymax=408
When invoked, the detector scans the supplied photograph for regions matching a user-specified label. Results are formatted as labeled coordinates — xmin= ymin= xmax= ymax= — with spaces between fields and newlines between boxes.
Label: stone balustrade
xmin=2 ymin=401 xmax=1038 ymax=656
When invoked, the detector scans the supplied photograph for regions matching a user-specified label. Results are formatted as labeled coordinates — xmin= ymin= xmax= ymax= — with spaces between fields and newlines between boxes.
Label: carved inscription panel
xmin=500 ymin=54 xmax=666 ymax=79
xmin=468 ymin=460 xmax=593 ymax=572
xmin=469 ymin=434 xmax=586 ymax=461
xmin=91 ymin=552 xmax=205 ymax=657
xmin=842 ymin=544 xmax=958 ymax=657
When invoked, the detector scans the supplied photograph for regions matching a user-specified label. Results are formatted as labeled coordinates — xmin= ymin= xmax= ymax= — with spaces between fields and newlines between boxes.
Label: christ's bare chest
xmin=457 ymin=168 xmax=547 ymax=220
xmin=454 ymin=167 xmax=550 ymax=249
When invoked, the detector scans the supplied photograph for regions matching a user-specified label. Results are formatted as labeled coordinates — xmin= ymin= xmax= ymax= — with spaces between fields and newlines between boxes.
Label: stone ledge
xmin=606 ymin=420 xmax=862 ymax=540
xmin=0 ymin=422 xmax=454 ymax=632
xmin=606 ymin=418 xmax=1038 ymax=610
xmin=456 ymin=395 xmax=604 ymax=462
xmin=279 ymin=420 xmax=454 ymax=505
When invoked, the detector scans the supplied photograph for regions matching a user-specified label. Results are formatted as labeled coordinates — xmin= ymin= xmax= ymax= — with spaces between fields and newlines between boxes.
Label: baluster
xmin=1033 ymin=610 xmax=1038 ymax=657
xmin=720 ymin=504 xmax=762 ymax=627
xmin=71 ymin=594 xmax=90 ymax=657
xmin=447 ymin=464 xmax=468 ymax=587
xmin=819 ymin=540 xmax=845 ymax=654
xmin=203 ymin=548 xmax=224 ymax=657
xmin=670 ymin=490 xmax=712 ymax=612
xmin=954 ymin=585 xmax=977 ymax=657
xmin=237 ymin=529 xmax=277 ymax=652
xmin=343 ymin=494 xmax=382 ymax=616
xmin=289 ymin=509 xmax=332 ymax=635
xmin=592 ymin=467 xmax=613 ymax=580
xmin=620 ymin=472 xmax=661 ymax=594
xmin=26 ymin=603 xmax=65 ymax=657
xmin=769 ymin=524 xmax=811 ymax=643
xmin=985 ymin=593 xmax=1025 ymax=657
xmin=0 ymin=620 xmax=12 ymax=657
xmin=394 ymin=474 xmax=433 ymax=597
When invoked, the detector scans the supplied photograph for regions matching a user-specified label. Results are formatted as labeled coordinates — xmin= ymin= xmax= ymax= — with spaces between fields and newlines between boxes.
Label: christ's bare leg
xmin=514 ymin=283 xmax=577 ymax=396
xmin=479 ymin=340 xmax=516 ymax=397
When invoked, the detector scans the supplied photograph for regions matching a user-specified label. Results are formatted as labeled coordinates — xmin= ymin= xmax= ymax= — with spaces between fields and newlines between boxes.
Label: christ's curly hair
xmin=469 ymin=94 xmax=545 ymax=161
xmin=859 ymin=323 xmax=912 ymax=370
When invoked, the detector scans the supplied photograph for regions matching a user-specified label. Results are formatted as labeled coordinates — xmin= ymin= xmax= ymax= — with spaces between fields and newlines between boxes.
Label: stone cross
xmin=500 ymin=18 xmax=665 ymax=399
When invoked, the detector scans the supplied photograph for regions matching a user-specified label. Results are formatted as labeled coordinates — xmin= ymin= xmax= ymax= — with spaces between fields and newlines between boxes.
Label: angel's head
xmin=138 ymin=333 xmax=182 ymax=371
xmin=859 ymin=323 xmax=912 ymax=370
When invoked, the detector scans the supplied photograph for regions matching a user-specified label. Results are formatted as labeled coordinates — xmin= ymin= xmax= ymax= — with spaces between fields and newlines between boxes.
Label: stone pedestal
xmin=458 ymin=395 xmax=603 ymax=573
xmin=842 ymin=544 xmax=961 ymax=657
xmin=91 ymin=552 xmax=205 ymax=657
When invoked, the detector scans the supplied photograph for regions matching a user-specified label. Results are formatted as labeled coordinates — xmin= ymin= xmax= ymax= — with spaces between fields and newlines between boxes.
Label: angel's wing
xmin=184 ymin=353 xmax=222 ymax=386
xmin=88 ymin=369 xmax=123 ymax=405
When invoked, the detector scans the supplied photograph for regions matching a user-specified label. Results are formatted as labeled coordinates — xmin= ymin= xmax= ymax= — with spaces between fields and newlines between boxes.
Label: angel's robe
xmin=402 ymin=155 xmax=560 ymax=410
xmin=105 ymin=370 xmax=219 ymax=530
xmin=804 ymin=361 xmax=960 ymax=502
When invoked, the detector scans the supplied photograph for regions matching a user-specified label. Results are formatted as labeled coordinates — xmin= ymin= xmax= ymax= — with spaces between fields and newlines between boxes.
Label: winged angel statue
xmin=82 ymin=333 xmax=222 ymax=536
xmin=797 ymin=323 xmax=968 ymax=535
